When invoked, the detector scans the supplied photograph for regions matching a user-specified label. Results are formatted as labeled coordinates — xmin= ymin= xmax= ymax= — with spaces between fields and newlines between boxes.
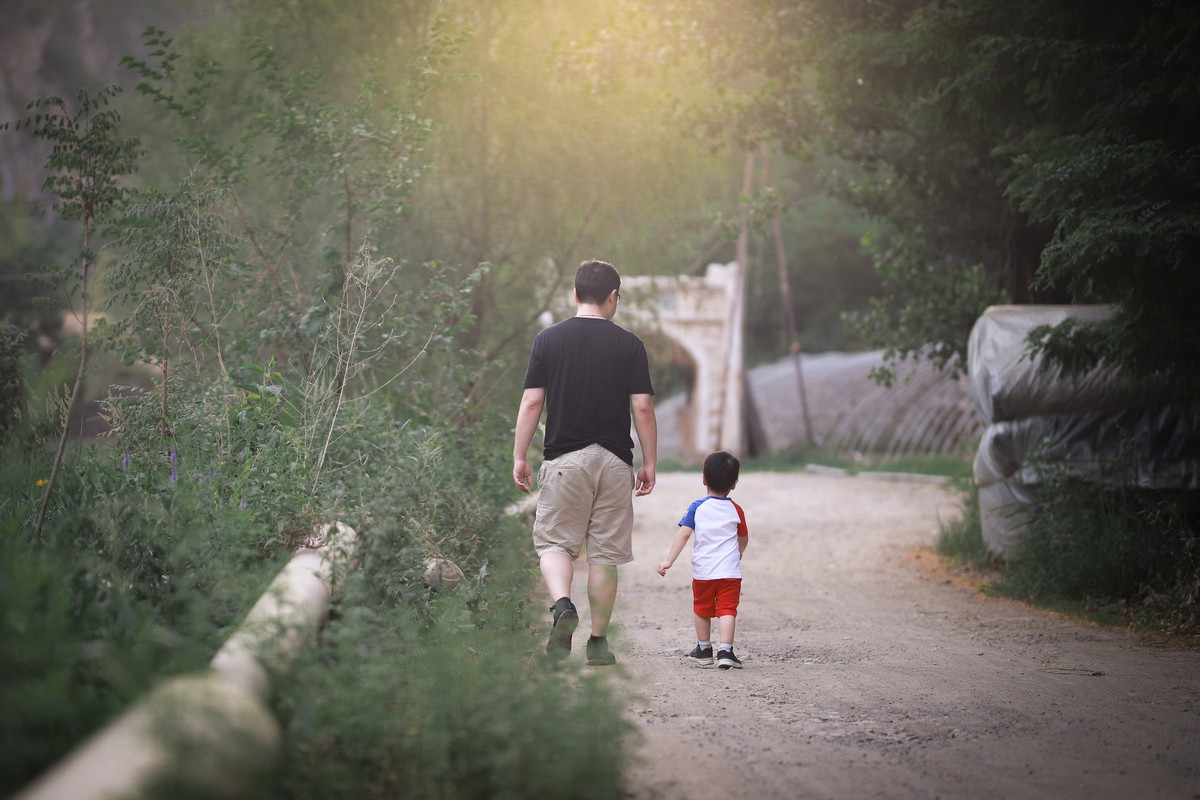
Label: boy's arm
xmin=738 ymin=535 xmax=748 ymax=556
xmin=657 ymin=526 xmax=694 ymax=576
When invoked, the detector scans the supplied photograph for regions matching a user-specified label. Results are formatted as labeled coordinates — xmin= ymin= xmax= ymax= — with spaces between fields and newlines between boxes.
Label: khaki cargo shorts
xmin=533 ymin=444 xmax=635 ymax=565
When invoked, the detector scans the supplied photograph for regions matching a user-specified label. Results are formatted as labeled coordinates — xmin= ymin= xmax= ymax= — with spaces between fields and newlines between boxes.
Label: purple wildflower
xmin=239 ymin=496 xmax=247 ymax=510
xmin=122 ymin=450 xmax=131 ymax=471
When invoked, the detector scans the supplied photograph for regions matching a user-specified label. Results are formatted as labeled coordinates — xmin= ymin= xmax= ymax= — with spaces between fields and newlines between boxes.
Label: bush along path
xmin=13 ymin=522 xmax=359 ymax=800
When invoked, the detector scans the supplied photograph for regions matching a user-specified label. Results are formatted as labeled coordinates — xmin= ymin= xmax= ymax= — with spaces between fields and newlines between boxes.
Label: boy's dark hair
xmin=575 ymin=259 xmax=621 ymax=305
xmin=703 ymin=450 xmax=740 ymax=494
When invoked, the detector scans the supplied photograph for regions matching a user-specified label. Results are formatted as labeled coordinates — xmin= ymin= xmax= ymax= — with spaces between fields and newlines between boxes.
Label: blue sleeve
xmin=678 ymin=498 xmax=705 ymax=528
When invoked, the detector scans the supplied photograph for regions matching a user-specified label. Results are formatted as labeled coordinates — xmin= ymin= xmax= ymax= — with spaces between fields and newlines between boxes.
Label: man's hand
xmin=635 ymin=463 xmax=656 ymax=496
xmin=514 ymin=458 xmax=533 ymax=493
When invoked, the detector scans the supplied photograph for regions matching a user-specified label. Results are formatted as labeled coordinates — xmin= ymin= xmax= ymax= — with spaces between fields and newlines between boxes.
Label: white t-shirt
xmin=678 ymin=496 xmax=748 ymax=580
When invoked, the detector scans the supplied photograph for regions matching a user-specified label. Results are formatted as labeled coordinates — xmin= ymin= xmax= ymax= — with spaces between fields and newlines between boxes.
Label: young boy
xmin=656 ymin=450 xmax=748 ymax=669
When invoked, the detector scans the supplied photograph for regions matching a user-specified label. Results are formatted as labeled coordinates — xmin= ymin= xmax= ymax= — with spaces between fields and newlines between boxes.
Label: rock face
xmin=1 ymin=0 xmax=183 ymax=200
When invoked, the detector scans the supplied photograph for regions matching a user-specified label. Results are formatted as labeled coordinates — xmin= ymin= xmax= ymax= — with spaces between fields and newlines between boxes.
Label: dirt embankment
xmin=560 ymin=471 xmax=1200 ymax=800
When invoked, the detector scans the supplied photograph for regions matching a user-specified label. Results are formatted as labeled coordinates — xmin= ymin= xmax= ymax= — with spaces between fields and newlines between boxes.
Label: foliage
xmin=102 ymin=176 xmax=240 ymax=438
xmin=278 ymin=589 xmax=629 ymax=800
xmin=667 ymin=0 xmax=1200 ymax=394
xmin=934 ymin=479 xmax=993 ymax=568
xmin=0 ymin=438 xmax=287 ymax=794
xmin=274 ymin=419 xmax=629 ymax=800
xmin=118 ymin=21 xmax=450 ymax=383
xmin=2 ymin=8 xmax=634 ymax=797
xmin=995 ymin=474 xmax=1199 ymax=635
xmin=1 ymin=86 xmax=142 ymax=539
xmin=935 ymin=477 xmax=1199 ymax=636
xmin=0 ymin=329 xmax=27 ymax=444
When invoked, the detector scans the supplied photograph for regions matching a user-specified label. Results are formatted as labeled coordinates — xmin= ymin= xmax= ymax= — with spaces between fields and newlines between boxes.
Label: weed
xmin=935 ymin=479 xmax=994 ymax=567
xmin=935 ymin=472 xmax=1199 ymax=637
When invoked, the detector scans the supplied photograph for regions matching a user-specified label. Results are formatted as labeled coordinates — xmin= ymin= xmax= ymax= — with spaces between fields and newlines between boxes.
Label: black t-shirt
xmin=522 ymin=317 xmax=655 ymax=465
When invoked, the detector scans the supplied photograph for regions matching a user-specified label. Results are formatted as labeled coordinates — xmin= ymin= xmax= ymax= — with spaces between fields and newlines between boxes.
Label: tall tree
xmin=672 ymin=0 xmax=1200 ymax=391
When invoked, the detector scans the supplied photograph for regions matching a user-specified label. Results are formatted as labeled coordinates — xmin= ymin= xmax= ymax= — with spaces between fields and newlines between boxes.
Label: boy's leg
xmin=717 ymin=614 xmax=737 ymax=646
xmin=715 ymin=579 xmax=743 ymax=669
xmin=694 ymin=613 xmax=713 ymax=642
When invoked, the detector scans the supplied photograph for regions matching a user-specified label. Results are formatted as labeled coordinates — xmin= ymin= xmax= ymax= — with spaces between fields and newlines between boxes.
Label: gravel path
xmin=561 ymin=471 xmax=1200 ymax=800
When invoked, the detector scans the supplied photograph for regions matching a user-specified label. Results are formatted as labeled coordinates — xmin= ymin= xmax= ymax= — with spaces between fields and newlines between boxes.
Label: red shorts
xmin=692 ymin=578 xmax=742 ymax=618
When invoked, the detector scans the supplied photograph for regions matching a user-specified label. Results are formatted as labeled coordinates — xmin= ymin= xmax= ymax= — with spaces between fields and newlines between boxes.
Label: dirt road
xmin=563 ymin=471 xmax=1200 ymax=800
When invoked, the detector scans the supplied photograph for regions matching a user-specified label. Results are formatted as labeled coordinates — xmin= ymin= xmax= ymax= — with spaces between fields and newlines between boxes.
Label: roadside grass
xmin=934 ymin=475 xmax=1200 ymax=640
xmin=0 ymin=441 xmax=288 ymax=795
xmin=2 ymin=415 xmax=632 ymax=799
xmin=276 ymin=514 xmax=629 ymax=800
xmin=934 ymin=478 xmax=994 ymax=568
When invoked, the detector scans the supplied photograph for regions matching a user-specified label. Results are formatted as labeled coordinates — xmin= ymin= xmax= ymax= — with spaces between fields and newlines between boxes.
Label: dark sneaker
xmin=687 ymin=644 xmax=714 ymax=666
xmin=586 ymin=635 xmax=617 ymax=666
xmin=546 ymin=598 xmax=579 ymax=658
xmin=717 ymin=648 xmax=743 ymax=670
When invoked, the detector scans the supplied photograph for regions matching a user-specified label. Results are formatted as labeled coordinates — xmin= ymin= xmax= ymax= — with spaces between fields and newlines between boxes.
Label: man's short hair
xmin=575 ymin=259 xmax=621 ymax=305
xmin=703 ymin=450 xmax=740 ymax=494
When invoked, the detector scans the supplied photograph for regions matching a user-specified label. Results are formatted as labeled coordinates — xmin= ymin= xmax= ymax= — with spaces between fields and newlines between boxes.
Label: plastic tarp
xmin=977 ymin=480 xmax=1037 ymax=560
xmin=967 ymin=305 xmax=1176 ymax=425
xmin=973 ymin=403 xmax=1200 ymax=490
xmin=968 ymin=305 xmax=1197 ymax=558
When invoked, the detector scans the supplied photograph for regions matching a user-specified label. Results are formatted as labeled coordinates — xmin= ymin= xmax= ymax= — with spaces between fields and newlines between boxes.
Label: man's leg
xmin=584 ymin=564 xmax=619 ymax=666
xmin=540 ymin=550 xmax=575 ymax=601
xmin=541 ymin=551 xmax=578 ymax=658
xmin=587 ymin=563 xmax=618 ymax=637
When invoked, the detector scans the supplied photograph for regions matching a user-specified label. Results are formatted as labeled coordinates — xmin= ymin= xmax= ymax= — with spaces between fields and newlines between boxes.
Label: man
xmin=513 ymin=258 xmax=657 ymax=666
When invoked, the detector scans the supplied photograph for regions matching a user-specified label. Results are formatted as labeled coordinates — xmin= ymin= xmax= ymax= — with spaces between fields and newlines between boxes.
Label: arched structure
xmin=621 ymin=262 xmax=745 ymax=462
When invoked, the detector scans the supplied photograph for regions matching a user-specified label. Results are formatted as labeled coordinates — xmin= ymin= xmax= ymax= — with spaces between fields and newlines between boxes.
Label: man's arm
xmin=513 ymin=387 xmax=546 ymax=493
xmin=631 ymin=392 xmax=657 ymax=496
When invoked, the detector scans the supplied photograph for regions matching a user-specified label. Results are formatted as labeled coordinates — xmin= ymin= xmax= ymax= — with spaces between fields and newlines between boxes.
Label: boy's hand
xmin=656 ymin=562 xmax=671 ymax=577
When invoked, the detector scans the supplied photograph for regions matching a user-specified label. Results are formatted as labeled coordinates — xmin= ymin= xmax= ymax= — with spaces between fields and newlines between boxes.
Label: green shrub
xmin=997 ymin=474 xmax=1199 ymax=634
xmin=276 ymin=537 xmax=629 ymax=800
xmin=934 ymin=467 xmax=1199 ymax=635
xmin=935 ymin=479 xmax=994 ymax=567
xmin=0 ymin=441 xmax=286 ymax=795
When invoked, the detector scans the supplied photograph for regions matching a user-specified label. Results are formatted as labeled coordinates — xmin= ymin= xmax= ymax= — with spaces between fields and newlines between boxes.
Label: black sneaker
xmin=546 ymin=598 xmax=578 ymax=658
xmin=717 ymin=648 xmax=743 ymax=670
xmin=687 ymin=644 xmax=714 ymax=666
xmin=586 ymin=635 xmax=617 ymax=666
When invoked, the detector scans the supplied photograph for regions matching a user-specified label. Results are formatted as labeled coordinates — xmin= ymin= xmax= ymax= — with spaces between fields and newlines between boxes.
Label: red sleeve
xmin=733 ymin=500 xmax=748 ymax=538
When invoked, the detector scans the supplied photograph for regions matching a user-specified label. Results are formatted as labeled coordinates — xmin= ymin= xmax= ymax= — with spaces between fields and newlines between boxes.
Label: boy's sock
xmin=718 ymin=643 xmax=733 ymax=652
xmin=697 ymin=640 xmax=711 ymax=649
